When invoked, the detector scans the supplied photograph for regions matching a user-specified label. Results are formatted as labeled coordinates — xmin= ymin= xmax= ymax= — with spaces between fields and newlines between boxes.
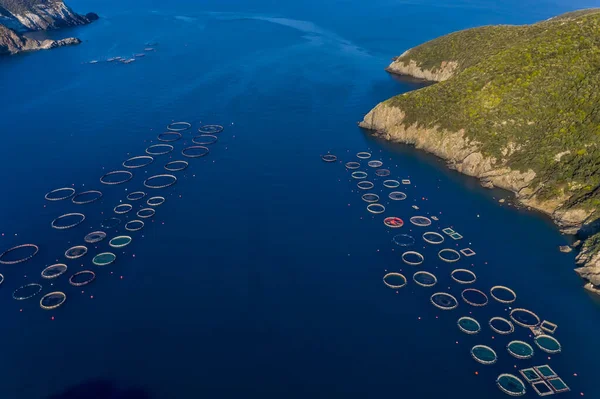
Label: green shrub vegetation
xmin=387 ymin=9 xmax=600 ymax=214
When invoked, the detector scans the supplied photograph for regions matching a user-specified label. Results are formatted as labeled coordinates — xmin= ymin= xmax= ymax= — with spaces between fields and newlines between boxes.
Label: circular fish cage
xmin=345 ymin=161 xmax=360 ymax=169
xmin=158 ymin=131 xmax=182 ymax=142
xmin=430 ymin=292 xmax=459 ymax=310
xmin=45 ymin=187 xmax=75 ymax=201
xmin=40 ymin=291 xmax=66 ymax=310
xmin=146 ymin=144 xmax=174 ymax=156
xmin=84 ymin=231 xmax=106 ymax=244
xmin=490 ymin=286 xmax=517 ymax=304
xmin=384 ymin=217 xmax=404 ymax=228
xmin=164 ymin=160 xmax=189 ymax=172
xmin=167 ymin=121 xmax=192 ymax=132
xmin=114 ymin=204 xmax=133 ymax=214
xmin=367 ymin=204 xmax=385 ymax=214
xmin=367 ymin=160 xmax=383 ymax=168
xmin=147 ymin=196 xmax=166 ymax=206
xmin=127 ymin=191 xmax=147 ymax=201
xmin=122 ymin=155 xmax=154 ymax=169
xmin=125 ymin=220 xmax=145 ymax=232
xmin=69 ymin=270 xmax=96 ymax=286
xmin=458 ymin=317 xmax=481 ymax=334
xmin=388 ymin=191 xmax=407 ymax=201
xmin=413 ymin=271 xmax=437 ymax=287
xmin=192 ymin=135 xmax=218 ymax=145
xmin=393 ymin=234 xmax=415 ymax=247
xmin=52 ymin=213 xmax=85 ymax=230
xmin=362 ymin=193 xmax=379 ymax=203
xmin=0 ymin=273 xmax=3 ymax=286
xmin=375 ymin=169 xmax=390 ymax=177
xmin=383 ymin=180 xmax=400 ymax=188
xmin=496 ymin=374 xmax=526 ymax=396
xmin=489 ymin=317 xmax=515 ymax=335
xmin=144 ymin=174 xmax=177 ymax=189
xmin=137 ymin=208 xmax=156 ymax=219
xmin=423 ymin=232 xmax=444 ymax=244
xmin=13 ymin=283 xmax=42 ymax=300
xmin=65 ymin=245 xmax=87 ymax=260
xmin=182 ymin=145 xmax=209 ymax=158
xmin=356 ymin=152 xmax=371 ymax=160
xmin=321 ymin=154 xmax=337 ymax=162
xmin=451 ymin=269 xmax=477 ymax=284
xmin=41 ymin=264 xmax=67 ymax=279
xmin=351 ymin=171 xmax=368 ymax=180
xmin=93 ymin=252 xmax=116 ymax=266
xmin=0 ymin=244 xmax=39 ymax=265
xmin=100 ymin=170 xmax=133 ymax=185
xmin=357 ymin=181 xmax=374 ymax=190
xmin=72 ymin=190 xmax=102 ymax=205
xmin=461 ymin=288 xmax=489 ymax=307
xmin=402 ymin=251 xmax=424 ymax=266
xmin=109 ymin=236 xmax=132 ymax=248
xmin=410 ymin=216 xmax=432 ymax=227
xmin=471 ymin=345 xmax=498 ymax=365
xmin=510 ymin=308 xmax=541 ymax=328
xmin=197 ymin=124 xmax=223 ymax=134
xmin=383 ymin=272 xmax=407 ymax=289
xmin=101 ymin=217 xmax=121 ymax=229
xmin=507 ymin=341 xmax=535 ymax=359
xmin=438 ymin=249 xmax=461 ymax=263
xmin=534 ymin=335 xmax=561 ymax=354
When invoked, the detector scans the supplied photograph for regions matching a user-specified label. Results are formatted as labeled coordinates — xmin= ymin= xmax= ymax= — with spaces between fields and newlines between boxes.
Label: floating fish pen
xmin=438 ymin=248 xmax=461 ymax=263
xmin=356 ymin=152 xmax=371 ymax=159
xmin=471 ymin=345 xmax=497 ymax=365
xmin=519 ymin=368 xmax=542 ymax=383
xmin=164 ymin=160 xmax=189 ymax=172
xmin=101 ymin=217 xmax=121 ymax=229
xmin=430 ymin=292 xmax=459 ymax=310
xmin=423 ymin=232 xmax=444 ymax=244
xmin=507 ymin=340 xmax=535 ymax=359
xmin=450 ymin=232 xmax=463 ymax=240
xmin=402 ymin=179 xmax=411 ymax=185
xmin=40 ymin=292 xmax=66 ymax=310
xmin=345 ymin=161 xmax=360 ymax=169
xmin=197 ymin=124 xmax=224 ymax=134
xmin=384 ymin=217 xmax=403 ymax=228
xmin=392 ymin=234 xmax=415 ymax=247
xmin=534 ymin=365 xmax=557 ymax=379
xmin=125 ymin=220 xmax=145 ymax=232
xmin=100 ymin=170 xmax=133 ymax=185
xmin=534 ymin=335 xmax=561 ymax=354
xmin=375 ymin=169 xmax=390 ymax=177
xmin=137 ymin=208 xmax=156 ymax=219
xmin=52 ymin=213 xmax=85 ymax=230
xmin=540 ymin=320 xmax=558 ymax=334
xmin=351 ymin=171 xmax=368 ymax=180
xmin=127 ymin=191 xmax=147 ymax=201
xmin=489 ymin=317 xmax=515 ymax=335
xmin=547 ymin=378 xmax=569 ymax=393
xmin=461 ymin=288 xmax=488 ymax=307
xmin=322 ymin=154 xmax=337 ymax=162
xmin=181 ymin=145 xmax=210 ymax=158
xmin=84 ymin=231 xmax=106 ymax=244
xmin=123 ymin=155 xmax=154 ymax=169
xmin=367 ymin=160 xmax=383 ymax=168
xmin=510 ymin=308 xmax=541 ymax=328
xmin=72 ymin=190 xmax=103 ymax=204
xmin=147 ymin=196 xmax=165 ymax=206
xmin=157 ymin=132 xmax=182 ymax=142
xmin=402 ymin=251 xmax=424 ymax=266
xmin=114 ymin=204 xmax=133 ymax=214
xmin=93 ymin=252 xmax=117 ymax=266
xmin=362 ymin=193 xmax=379 ymax=203
xmin=531 ymin=380 xmax=554 ymax=396
xmin=367 ymin=204 xmax=385 ymax=214
xmin=192 ymin=135 xmax=218 ymax=145
xmin=413 ymin=271 xmax=437 ymax=287
xmin=490 ymin=286 xmax=517 ymax=304
xmin=65 ymin=245 xmax=88 ymax=260
xmin=496 ymin=374 xmax=527 ymax=396
xmin=457 ymin=316 xmax=481 ymax=334
xmin=146 ymin=144 xmax=174 ymax=156
xmin=383 ymin=272 xmax=407 ymax=289
xmin=144 ymin=174 xmax=177 ymax=189
xmin=45 ymin=187 xmax=75 ymax=201
xmin=109 ymin=236 xmax=132 ymax=248
xmin=357 ymin=181 xmax=374 ymax=190
xmin=0 ymin=244 xmax=39 ymax=265
xmin=383 ymin=179 xmax=400 ymax=188
xmin=12 ymin=283 xmax=42 ymax=300
xmin=410 ymin=216 xmax=432 ymax=227
xmin=69 ymin=270 xmax=96 ymax=286
xmin=451 ymin=269 xmax=477 ymax=284
xmin=41 ymin=264 xmax=67 ymax=279
xmin=460 ymin=248 xmax=476 ymax=256
xmin=442 ymin=227 xmax=455 ymax=235
xmin=388 ymin=191 xmax=407 ymax=201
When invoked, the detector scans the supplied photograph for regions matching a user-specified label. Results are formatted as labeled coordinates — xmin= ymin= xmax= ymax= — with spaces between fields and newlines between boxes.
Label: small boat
xmin=122 ymin=58 xmax=136 ymax=64
xmin=107 ymin=57 xmax=117 ymax=62
xmin=134 ymin=53 xmax=145 ymax=57
xmin=144 ymin=47 xmax=155 ymax=52
xmin=89 ymin=60 xmax=98 ymax=64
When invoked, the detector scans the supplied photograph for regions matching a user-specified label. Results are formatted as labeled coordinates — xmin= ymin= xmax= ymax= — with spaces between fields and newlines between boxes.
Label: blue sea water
xmin=1 ymin=0 xmax=599 ymax=398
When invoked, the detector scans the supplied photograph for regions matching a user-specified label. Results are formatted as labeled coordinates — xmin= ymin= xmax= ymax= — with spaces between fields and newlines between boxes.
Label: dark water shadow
xmin=48 ymin=380 xmax=152 ymax=399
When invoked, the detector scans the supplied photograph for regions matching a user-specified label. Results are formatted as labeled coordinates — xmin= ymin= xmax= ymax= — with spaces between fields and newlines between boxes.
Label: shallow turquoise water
xmin=0 ymin=0 xmax=599 ymax=398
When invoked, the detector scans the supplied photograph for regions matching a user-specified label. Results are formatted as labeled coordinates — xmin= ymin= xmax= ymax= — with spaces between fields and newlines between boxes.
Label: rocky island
xmin=360 ymin=9 xmax=600 ymax=294
xmin=0 ymin=0 xmax=98 ymax=55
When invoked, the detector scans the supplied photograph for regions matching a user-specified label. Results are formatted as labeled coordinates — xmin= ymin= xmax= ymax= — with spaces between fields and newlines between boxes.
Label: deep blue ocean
xmin=1 ymin=0 xmax=599 ymax=398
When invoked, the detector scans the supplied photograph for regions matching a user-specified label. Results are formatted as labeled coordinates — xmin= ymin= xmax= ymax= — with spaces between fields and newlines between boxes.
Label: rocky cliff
xmin=360 ymin=9 xmax=600 ymax=294
xmin=0 ymin=23 xmax=79 ymax=55
xmin=0 ymin=1 xmax=97 ymax=55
